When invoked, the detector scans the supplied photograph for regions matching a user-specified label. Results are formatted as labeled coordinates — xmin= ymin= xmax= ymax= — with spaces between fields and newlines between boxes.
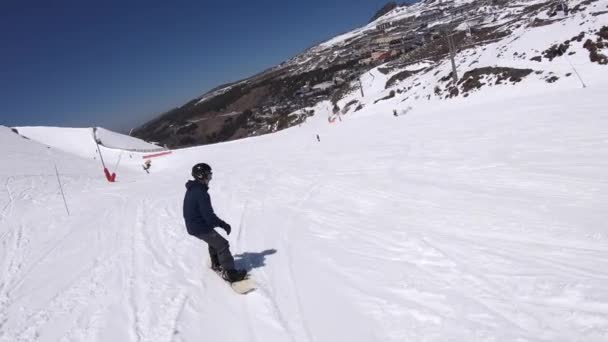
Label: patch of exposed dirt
xmin=571 ymin=32 xmax=586 ymax=43
xmin=458 ymin=67 xmax=533 ymax=95
xmin=386 ymin=70 xmax=418 ymax=88
xmin=342 ymin=100 xmax=359 ymax=114
xmin=583 ymin=39 xmax=608 ymax=64
xmin=543 ymin=42 xmax=570 ymax=61
xmin=529 ymin=18 xmax=553 ymax=27
xmin=545 ymin=75 xmax=559 ymax=83
xmin=434 ymin=67 xmax=533 ymax=99
xmin=374 ymin=90 xmax=396 ymax=104
xmin=439 ymin=72 xmax=455 ymax=83
xmin=530 ymin=56 xmax=542 ymax=62
xmin=582 ymin=26 xmax=608 ymax=65
xmin=523 ymin=1 xmax=552 ymax=14
xmin=598 ymin=26 xmax=608 ymax=40
xmin=377 ymin=67 xmax=392 ymax=75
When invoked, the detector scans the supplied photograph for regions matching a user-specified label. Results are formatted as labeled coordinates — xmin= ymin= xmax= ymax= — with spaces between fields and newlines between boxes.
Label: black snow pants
xmin=196 ymin=230 xmax=235 ymax=271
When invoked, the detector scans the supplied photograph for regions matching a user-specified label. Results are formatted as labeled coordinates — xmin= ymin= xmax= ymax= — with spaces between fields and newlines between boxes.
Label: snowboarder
xmin=183 ymin=163 xmax=247 ymax=283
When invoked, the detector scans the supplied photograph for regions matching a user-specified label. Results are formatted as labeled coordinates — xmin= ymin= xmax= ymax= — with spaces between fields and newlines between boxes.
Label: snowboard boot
xmin=209 ymin=252 xmax=221 ymax=272
xmin=211 ymin=262 xmax=222 ymax=273
xmin=222 ymin=269 xmax=247 ymax=283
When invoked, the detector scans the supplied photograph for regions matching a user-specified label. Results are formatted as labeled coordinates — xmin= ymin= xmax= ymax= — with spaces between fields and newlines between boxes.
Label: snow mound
xmin=15 ymin=126 xmax=165 ymax=161
xmin=94 ymin=127 xmax=164 ymax=152
xmin=0 ymin=126 xmax=101 ymax=176
xmin=15 ymin=126 xmax=100 ymax=160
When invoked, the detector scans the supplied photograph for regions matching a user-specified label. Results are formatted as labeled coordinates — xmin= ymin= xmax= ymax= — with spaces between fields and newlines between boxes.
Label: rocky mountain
xmin=370 ymin=2 xmax=399 ymax=23
xmin=132 ymin=0 xmax=608 ymax=148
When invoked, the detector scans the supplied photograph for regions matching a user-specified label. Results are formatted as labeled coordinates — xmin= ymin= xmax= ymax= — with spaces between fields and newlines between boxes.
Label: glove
xmin=219 ymin=222 xmax=231 ymax=235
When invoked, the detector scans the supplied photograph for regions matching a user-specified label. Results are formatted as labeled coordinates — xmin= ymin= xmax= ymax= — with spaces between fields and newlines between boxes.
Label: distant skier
xmin=143 ymin=160 xmax=151 ymax=174
xmin=316 ymin=134 xmax=320 ymax=142
xmin=393 ymin=109 xmax=398 ymax=117
xmin=183 ymin=163 xmax=247 ymax=282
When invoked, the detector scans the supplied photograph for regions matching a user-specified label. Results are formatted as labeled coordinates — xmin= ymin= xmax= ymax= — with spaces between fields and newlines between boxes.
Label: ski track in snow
xmin=233 ymin=180 xmax=300 ymax=342
xmin=14 ymin=253 xmax=109 ymax=341
xmin=0 ymin=177 xmax=14 ymax=224
xmin=269 ymin=176 xmax=320 ymax=342
xmin=124 ymin=199 xmax=191 ymax=342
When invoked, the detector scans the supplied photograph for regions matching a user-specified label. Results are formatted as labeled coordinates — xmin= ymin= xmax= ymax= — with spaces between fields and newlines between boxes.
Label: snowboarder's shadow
xmin=234 ymin=249 xmax=277 ymax=271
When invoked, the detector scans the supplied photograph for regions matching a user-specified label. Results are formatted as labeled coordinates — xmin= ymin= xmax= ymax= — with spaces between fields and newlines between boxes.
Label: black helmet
xmin=192 ymin=163 xmax=212 ymax=180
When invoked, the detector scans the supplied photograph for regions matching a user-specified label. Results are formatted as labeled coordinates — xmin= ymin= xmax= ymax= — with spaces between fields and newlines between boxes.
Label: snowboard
xmin=230 ymin=277 xmax=256 ymax=295
xmin=214 ymin=269 xmax=256 ymax=295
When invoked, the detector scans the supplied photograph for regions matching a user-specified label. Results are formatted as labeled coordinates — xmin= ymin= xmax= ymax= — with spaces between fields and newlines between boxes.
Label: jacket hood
xmin=185 ymin=180 xmax=208 ymax=190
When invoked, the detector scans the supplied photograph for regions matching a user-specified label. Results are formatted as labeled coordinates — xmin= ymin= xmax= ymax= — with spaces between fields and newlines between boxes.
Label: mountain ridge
xmin=133 ymin=0 xmax=608 ymax=148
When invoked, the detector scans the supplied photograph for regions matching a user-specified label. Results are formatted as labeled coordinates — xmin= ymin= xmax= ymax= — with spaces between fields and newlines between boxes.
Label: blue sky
xmin=0 ymin=0 xmax=414 ymax=132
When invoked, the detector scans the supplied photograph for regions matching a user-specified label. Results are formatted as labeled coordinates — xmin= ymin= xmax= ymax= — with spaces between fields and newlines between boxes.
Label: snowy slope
xmin=2 ymin=78 xmax=608 ymax=341
xmin=333 ymin=3 xmax=608 ymax=120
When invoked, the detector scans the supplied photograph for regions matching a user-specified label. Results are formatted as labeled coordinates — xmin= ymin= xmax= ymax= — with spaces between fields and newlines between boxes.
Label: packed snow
xmin=2 ymin=79 xmax=608 ymax=341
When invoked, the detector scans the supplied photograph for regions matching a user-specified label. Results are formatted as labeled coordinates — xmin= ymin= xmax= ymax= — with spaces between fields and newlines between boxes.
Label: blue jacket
xmin=183 ymin=180 xmax=226 ymax=236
